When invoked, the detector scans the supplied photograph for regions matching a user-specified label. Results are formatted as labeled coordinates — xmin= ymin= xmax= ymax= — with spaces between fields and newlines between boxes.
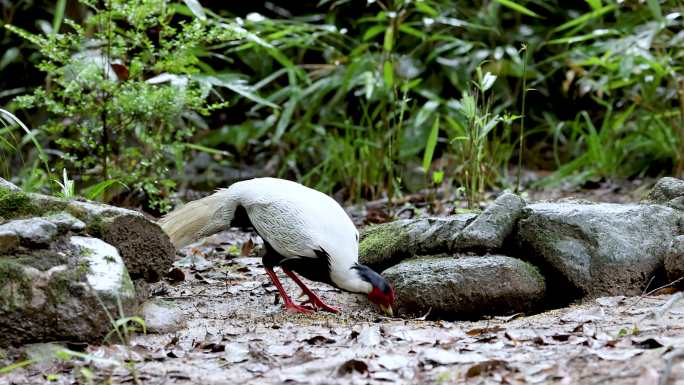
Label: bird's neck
xmin=330 ymin=268 xmax=372 ymax=294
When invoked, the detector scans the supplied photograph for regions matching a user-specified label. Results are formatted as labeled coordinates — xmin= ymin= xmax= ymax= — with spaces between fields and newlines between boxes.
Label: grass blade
xmin=422 ymin=116 xmax=440 ymax=172
xmin=494 ymin=0 xmax=542 ymax=18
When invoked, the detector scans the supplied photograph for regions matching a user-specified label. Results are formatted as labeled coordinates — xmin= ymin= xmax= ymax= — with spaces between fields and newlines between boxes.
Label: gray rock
xmin=665 ymin=235 xmax=684 ymax=281
xmin=647 ymin=177 xmax=684 ymax=205
xmin=141 ymin=299 xmax=187 ymax=333
xmin=0 ymin=177 xmax=20 ymax=192
xmin=3 ymin=193 xmax=174 ymax=282
xmin=453 ymin=193 xmax=525 ymax=251
xmin=44 ymin=212 xmax=86 ymax=232
xmin=0 ymin=230 xmax=19 ymax=254
xmin=359 ymin=214 xmax=476 ymax=270
xmin=517 ymin=202 xmax=683 ymax=297
xmin=0 ymin=218 xmax=58 ymax=245
xmin=0 ymin=236 xmax=136 ymax=346
xmin=383 ymin=255 xmax=545 ymax=319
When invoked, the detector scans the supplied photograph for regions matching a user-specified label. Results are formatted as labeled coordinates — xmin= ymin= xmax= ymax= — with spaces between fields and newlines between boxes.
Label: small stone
xmin=0 ymin=230 xmax=19 ymax=254
xmin=383 ymin=255 xmax=545 ymax=319
xmin=453 ymin=192 xmax=525 ymax=251
xmin=647 ymin=177 xmax=684 ymax=205
xmin=665 ymin=235 xmax=684 ymax=281
xmin=141 ymin=299 xmax=187 ymax=334
xmin=45 ymin=212 xmax=86 ymax=232
xmin=0 ymin=218 xmax=58 ymax=245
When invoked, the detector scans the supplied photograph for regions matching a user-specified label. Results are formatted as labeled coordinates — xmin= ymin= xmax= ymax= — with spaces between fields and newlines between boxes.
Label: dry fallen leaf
xmin=421 ymin=348 xmax=487 ymax=365
xmin=467 ymin=326 xmax=505 ymax=336
xmin=466 ymin=359 xmax=508 ymax=378
xmin=241 ymin=238 xmax=255 ymax=257
xmin=357 ymin=325 xmax=381 ymax=347
xmin=376 ymin=354 xmax=410 ymax=371
xmin=337 ymin=359 xmax=368 ymax=376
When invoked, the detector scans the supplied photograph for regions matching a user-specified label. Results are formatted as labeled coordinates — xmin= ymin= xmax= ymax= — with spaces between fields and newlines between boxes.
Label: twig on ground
xmin=628 ymin=276 xmax=684 ymax=312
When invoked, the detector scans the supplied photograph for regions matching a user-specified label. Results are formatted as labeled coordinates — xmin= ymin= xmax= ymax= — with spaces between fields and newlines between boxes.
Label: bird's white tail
xmin=159 ymin=190 xmax=231 ymax=248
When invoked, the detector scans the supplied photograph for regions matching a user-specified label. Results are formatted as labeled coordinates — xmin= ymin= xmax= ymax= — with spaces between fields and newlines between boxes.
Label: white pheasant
xmin=159 ymin=177 xmax=394 ymax=315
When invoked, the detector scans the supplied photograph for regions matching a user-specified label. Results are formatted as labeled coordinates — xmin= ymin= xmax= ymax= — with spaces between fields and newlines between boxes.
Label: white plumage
xmin=160 ymin=178 xmax=372 ymax=295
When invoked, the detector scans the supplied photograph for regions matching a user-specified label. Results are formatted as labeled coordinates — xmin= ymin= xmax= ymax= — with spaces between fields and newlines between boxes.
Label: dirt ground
xmin=3 ymin=225 xmax=684 ymax=385
xmin=3 ymin=180 xmax=682 ymax=385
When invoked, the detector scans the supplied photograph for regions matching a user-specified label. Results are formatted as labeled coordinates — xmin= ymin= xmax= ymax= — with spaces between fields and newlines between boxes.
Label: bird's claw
xmin=284 ymin=302 xmax=314 ymax=313
xmin=299 ymin=299 xmax=340 ymax=314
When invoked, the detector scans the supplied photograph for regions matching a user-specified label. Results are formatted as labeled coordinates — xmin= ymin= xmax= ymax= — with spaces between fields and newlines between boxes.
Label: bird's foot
xmin=283 ymin=301 xmax=314 ymax=314
xmin=300 ymin=298 xmax=340 ymax=314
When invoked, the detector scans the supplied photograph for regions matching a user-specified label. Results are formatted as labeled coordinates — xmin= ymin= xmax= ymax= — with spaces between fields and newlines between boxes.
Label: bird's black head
xmin=352 ymin=264 xmax=395 ymax=316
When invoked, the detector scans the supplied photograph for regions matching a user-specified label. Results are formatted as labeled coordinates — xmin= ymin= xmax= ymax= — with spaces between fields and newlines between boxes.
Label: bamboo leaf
xmin=422 ymin=116 xmax=440 ymax=172
xmin=493 ymin=0 xmax=542 ymax=18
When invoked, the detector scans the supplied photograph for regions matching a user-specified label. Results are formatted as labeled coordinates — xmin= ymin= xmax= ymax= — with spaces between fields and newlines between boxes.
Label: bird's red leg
xmin=282 ymin=269 xmax=340 ymax=314
xmin=265 ymin=268 xmax=312 ymax=313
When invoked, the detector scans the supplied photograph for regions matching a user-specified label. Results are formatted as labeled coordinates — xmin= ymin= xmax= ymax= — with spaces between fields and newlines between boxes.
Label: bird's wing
xmin=245 ymin=200 xmax=320 ymax=258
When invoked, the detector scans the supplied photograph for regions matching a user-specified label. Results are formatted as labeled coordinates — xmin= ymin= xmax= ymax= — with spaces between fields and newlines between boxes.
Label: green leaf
xmin=51 ymin=0 xmax=66 ymax=35
xmin=493 ymin=0 xmax=542 ymax=18
xmin=422 ymin=117 xmax=440 ymax=172
xmin=383 ymin=60 xmax=394 ymax=87
xmin=274 ymin=93 xmax=298 ymax=141
xmin=552 ymin=5 xmax=616 ymax=33
xmin=182 ymin=0 xmax=207 ymax=20
xmin=0 ymin=47 xmax=19 ymax=71
xmin=547 ymin=29 xmax=618 ymax=44
xmin=432 ymin=170 xmax=444 ymax=184
xmin=198 ymin=75 xmax=280 ymax=109
xmin=362 ymin=25 xmax=386 ymax=41
xmin=82 ymin=179 xmax=129 ymax=201
xmin=415 ymin=1 xmax=439 ymax=17
xmin=0 ymin=360 xmax=34 ymax=374
xmin=398 ymin=24 xmax=425 ymax=39
xmin=585 ymin=0 xmax=602 ymax=10
xmin=383 ymin=26 xmax=394 ymax=52
xmin=646 ymin=0 xmax=662 ymax=20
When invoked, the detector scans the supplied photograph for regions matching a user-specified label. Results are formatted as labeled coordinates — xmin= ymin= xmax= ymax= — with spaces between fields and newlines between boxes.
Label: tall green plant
xmin=6 ymin=0 xmax=238 ymax=209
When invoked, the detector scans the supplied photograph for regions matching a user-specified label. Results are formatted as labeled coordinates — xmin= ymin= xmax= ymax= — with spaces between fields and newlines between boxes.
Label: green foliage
xmin=6 ymin=0 xmax=238 ymax=210
xmin=2 ymin=0 xmax=684 ymax=206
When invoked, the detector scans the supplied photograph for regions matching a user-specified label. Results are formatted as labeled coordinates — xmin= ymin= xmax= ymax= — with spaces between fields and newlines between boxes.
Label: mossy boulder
xmin=0 ymin=236 xmax=136 ymax=346
xmin=0 ymin=178 xmax=174 ymax=282
xmin=359 ymin=214 xmax=476 ymax=271
xmin=383 ymin=255 xmax=546 ymax=319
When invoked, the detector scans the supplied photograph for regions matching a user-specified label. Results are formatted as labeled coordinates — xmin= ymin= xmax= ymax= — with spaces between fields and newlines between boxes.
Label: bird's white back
xmin=229 ymin=178 xmax=360 ymax=271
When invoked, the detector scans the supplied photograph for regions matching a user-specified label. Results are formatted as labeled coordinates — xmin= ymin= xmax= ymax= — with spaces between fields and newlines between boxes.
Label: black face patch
xmin=230 ymin=205 xmax=254 ymax=229
xmin=352 ymin=264 xmax=392 ymax=294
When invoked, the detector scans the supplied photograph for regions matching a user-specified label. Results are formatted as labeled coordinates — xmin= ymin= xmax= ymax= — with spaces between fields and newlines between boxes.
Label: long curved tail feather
xmin=159 ymin=189 xmax=232 ymax=248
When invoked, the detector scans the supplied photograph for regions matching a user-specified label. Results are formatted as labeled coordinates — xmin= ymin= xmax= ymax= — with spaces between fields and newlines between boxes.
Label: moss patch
xmin=359 ymin=223 xmax=410 ymax=267
xmin=0 ymin=258 xmax=33 ymax=310
xmin=0 ymin=188 xmax=38 ymax=220
xmin=520 ymin=260 xmax=546 ymax=289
